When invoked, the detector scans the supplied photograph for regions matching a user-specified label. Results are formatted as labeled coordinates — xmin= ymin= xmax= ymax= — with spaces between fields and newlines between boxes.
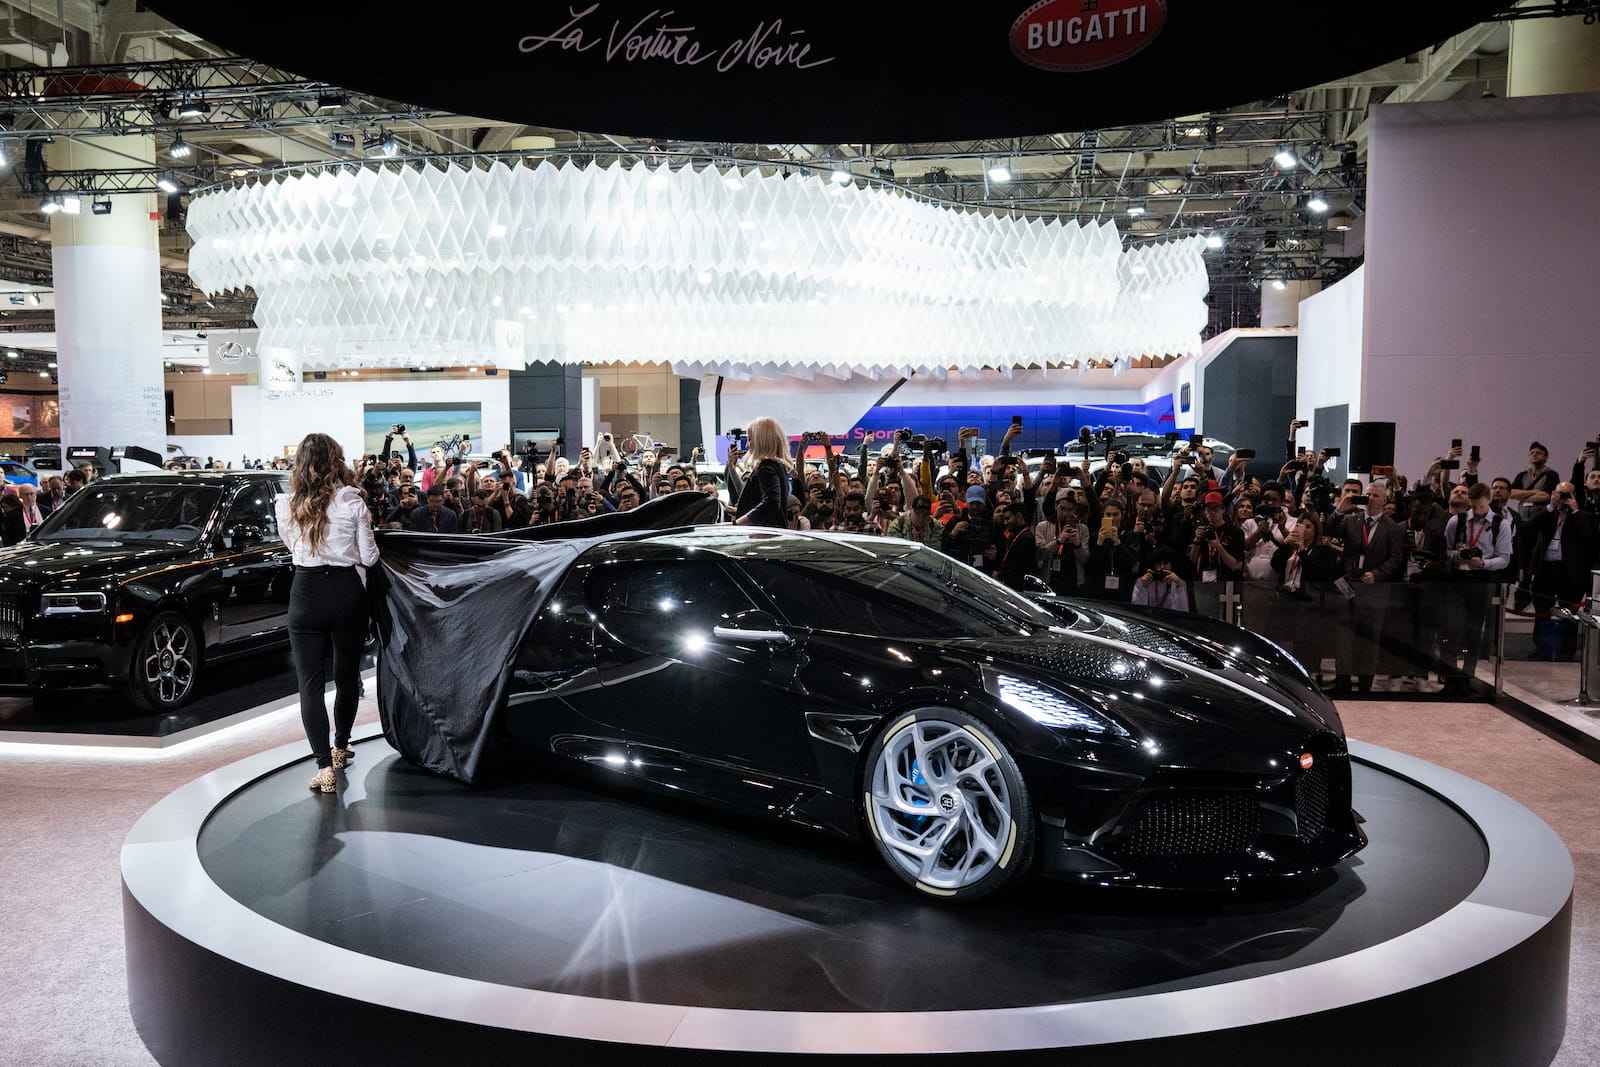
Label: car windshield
xmin=37 ymin=482 xmax=222 ymax=542
xmin=733 ymin=535 xmax=1060 ymax=638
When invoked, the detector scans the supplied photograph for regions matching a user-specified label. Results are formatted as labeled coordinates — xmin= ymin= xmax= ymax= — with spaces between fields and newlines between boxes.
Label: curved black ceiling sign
xmin=147 ymin=1 xmax=1509 ymax=143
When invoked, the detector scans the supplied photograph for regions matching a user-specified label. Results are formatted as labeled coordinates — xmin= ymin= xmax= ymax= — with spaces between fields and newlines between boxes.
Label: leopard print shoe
xmin=309 ymin=767 xmax=337 ymax=793
xmin=331 ymin=746 xmax=355 ymax=770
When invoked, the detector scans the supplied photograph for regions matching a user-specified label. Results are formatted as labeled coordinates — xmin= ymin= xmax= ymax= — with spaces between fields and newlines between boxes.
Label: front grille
xmin=1109 ymin=619 xmax=1212 ymax=668
xmin=1295 ymin=761 xmax=1331 ymax=841
xmin=0 ymin=591 xmax=20 ymax=641
xmin=1115 ymin=793 xmax=1259 ymax=856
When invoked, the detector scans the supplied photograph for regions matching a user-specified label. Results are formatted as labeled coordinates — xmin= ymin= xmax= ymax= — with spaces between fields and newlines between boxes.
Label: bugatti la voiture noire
xmin=376 ymin=520 xmax=1366 ymax=903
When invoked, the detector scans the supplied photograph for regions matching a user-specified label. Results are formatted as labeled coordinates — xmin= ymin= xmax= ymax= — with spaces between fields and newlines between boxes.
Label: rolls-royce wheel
xmin=129 ymin=611 xmax=200 ymax=712
xmin=863 ymin=707 xmax=1035 ymax=903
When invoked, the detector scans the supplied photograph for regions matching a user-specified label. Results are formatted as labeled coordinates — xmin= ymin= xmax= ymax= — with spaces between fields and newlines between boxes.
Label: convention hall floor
xmin=3 ymin=689 xmax=1597 ymax=1066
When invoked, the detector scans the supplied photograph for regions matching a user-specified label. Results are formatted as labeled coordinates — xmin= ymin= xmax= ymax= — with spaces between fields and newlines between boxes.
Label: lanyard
xmin=1467 ymin=516 xmax=1486 ymax=549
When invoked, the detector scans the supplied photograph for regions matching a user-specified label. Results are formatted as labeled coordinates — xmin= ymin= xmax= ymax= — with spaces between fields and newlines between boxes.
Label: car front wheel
xmin=863 ymin=707 xmax=1035 ymax=903
xmin=129 ymin=611 xmax=200 ymax=712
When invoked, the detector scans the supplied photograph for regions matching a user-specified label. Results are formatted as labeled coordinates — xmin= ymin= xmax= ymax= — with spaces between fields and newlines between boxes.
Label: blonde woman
xmin=275 ymin=433 xmax=380 ymax=793
xmin=733 ymin=416 xmax=795 ymax=527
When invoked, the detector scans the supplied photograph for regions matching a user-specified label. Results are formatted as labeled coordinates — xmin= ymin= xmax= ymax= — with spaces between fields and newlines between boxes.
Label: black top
xmin=733 ymin=458 xmax=790 ymax=528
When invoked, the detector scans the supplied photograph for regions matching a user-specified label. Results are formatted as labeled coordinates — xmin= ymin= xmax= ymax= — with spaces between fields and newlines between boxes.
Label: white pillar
xmin=1508 ymin=15 xmax=1600 ymax=97
xmin=1259 ymin=279 xmax=1321 ymax=328
xmin=51 ymin=135 xmax=166 ymax=454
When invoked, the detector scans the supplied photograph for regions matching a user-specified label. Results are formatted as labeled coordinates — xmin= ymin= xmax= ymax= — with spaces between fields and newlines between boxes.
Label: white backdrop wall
xmin=222 ymin=378 xmax=511 ymax=463
xmin=1296 ymin=267 xmax=1365 ymax=448
xmin=1364 ymin=92 xmax=1600 ymax=483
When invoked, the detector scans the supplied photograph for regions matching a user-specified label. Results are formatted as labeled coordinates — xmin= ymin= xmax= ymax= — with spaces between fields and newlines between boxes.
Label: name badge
xmin=1050 ymin=558 xmax=1062 ymax=572
xmin=1104 ymin=575 xmax=1120 ymax=591
xmin=971 ymin=555 xmax=985 ymax=568
xmin=1202 ymin=569 xmax=1218 ymax=584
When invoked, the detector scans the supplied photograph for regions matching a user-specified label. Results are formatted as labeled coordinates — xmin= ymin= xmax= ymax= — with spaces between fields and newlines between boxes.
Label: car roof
xmin=588 ymin=526 xmax=920 ymax=566
xmin=95 ymin=470 xmax=285 ymax=486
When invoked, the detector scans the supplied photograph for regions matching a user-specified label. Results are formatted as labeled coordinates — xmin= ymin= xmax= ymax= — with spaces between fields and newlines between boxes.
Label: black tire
xmin=128 ymin=610 xmax=201 ymax=712
xmin=862 ymin=707 xmax=1035 ymax=903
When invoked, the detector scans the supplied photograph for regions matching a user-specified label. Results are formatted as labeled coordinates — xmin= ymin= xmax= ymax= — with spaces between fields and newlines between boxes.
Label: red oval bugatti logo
xmin=1300 ymin=753 xmax=1315 ymax=770
xmin=1010 ymin=0 xmax=1168 ymax=73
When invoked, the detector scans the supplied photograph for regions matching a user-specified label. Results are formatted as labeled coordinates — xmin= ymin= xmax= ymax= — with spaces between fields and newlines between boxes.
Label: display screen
xmin=363 ymin=402 xmax=482 ymax=457
xmin=0 ymin=392 xmax=60 ymax=440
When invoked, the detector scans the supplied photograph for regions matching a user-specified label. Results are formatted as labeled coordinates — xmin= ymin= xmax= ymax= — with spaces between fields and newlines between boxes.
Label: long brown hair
xmin=289 ymin=433 xmax=354 ymax=554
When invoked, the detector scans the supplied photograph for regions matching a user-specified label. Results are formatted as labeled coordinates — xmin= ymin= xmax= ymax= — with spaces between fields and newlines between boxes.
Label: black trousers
xmin=288 ymin=567 xmax=368 ymax=769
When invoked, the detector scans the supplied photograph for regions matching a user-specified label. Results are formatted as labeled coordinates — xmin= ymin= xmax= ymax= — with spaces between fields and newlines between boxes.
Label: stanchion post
xmin=1493 ymin=582 xmax=1506 ymax=697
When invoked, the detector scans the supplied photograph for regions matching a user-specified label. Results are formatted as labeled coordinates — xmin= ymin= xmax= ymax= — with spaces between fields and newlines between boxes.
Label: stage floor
xmin=125 ymin=734 xmax=1573 ymax=1065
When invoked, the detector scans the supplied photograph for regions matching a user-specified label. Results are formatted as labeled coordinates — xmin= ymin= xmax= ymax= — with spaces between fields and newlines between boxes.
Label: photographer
xmin=1034 ymin=492 xmax=1089 ymax=594
xmin=463 ymin=488 xmax=504 ymax=533
xmin=830 ymin=490 xmax=874 ymax=534
xmin=1188 ymin=490 xmax=1246 ymax=589
xmin=1437 ymin=482 xmax=1514 ymax=694
xmin=1523 ymin=481 xmax=1597 ymax=661
xmin=992 ymin=502 xmax=1037 ymax=591
xmin=1132 ymin=547 xmax=1189 ymax=611
xmin=1330 ymin=481 xmax=1404 ymax=694
xmin=941 ymin=486 xmax=995 ymax=567
xmin=379 ymin=424 xmax=418 ymax=473
xmin=1084 ymin=501 xmax=1139 ymax=601
xmin=886 ymin=495 xmax=941 ymax=548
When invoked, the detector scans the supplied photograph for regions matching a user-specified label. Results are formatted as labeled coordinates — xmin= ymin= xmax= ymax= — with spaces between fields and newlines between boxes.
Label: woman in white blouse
xmin=275 ymin=433 xmax=380 ymax=793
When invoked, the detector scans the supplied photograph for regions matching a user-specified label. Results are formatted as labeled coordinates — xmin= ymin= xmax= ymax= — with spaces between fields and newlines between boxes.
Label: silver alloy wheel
xmin=868 ymin=717 xmax=1017 ymax=892
xmin=139 ymin=616 xmax=197 ymax=706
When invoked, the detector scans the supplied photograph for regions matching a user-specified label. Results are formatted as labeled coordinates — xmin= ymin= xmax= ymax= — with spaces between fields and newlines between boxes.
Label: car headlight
xmin=993 ymin=674 xmax=1128 ymax=737
xmin=40 ymin=591 xmax=108 ymax=615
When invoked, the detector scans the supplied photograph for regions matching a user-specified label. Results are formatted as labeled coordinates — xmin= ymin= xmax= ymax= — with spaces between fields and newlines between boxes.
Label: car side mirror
xmin=712 ymin=609 xmax=790 ymax=645
xmin=1020 ymin=573 xmax=1053 ymax=596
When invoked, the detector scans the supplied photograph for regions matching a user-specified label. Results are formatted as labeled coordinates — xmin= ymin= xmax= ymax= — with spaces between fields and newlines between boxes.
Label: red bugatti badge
xmin=1010 ymin=0 xmax=1168 ymax=72
xmin=1300 ymin=753 xmax=1315 ymax=770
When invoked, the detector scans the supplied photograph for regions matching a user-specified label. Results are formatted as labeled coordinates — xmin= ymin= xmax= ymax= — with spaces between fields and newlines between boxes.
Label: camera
xmin=895 ymin=427 xmax=913 ymax=442
xmin=1351 ymin=495 xmax=1370 ymax=506
xmin=727 ymin=428 xmax=745 ymax=446
xmin=925 ymin=436 xmax=947 ymax=453
xmin=1323 ymin=446 xmax=1341 ymax=458
xmin=1113 ymin=450 xmax=1129 ymax=465
xmin=391 ymin=423 xmax=406 ymax=435
xmin=1291 ymin=419 xmax=1309 ymax=431
xmin=1236 ymin=448 xmax=1256 ymax=460
xmin=1098 ymin=428 xmax=1118 ymax=445
xmin=602 ymin=432 xmax=613 ymax=441
xmin=1460 ymin=546 xmax=1483 ymax=559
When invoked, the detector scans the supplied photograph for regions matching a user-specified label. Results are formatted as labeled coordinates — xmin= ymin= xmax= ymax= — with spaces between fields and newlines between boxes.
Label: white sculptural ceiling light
xmin=185 ymin=161 xmax=1209 ymax=378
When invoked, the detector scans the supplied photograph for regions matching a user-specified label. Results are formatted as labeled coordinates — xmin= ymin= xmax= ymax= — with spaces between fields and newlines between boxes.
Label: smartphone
xmin=1236 ymin=448 xmax=1256 ymax=460
xmin=1469 ymin=445 xmax=1481 ymax=463
xmin=1451 ymin=438 xmax=1463 ymax=451
xmin=1325 ymin=446 xmax=1341 ymax=457
xmin=1101 ymin=516 xmax=1116 ymax=533
xmin=1189 ymin=433 xmax=1204 ymax=448
xmin=1012 ymin=415 xmax=1023 ymax=427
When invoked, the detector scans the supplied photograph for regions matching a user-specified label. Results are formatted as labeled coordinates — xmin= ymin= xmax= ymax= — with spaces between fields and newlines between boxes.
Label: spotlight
xmin=830 ymin=165 xmax=852 ymax=185
xmin=170 ymin=134 xmax=192 ymax=158
xmin=177 ymin=98 xmax=210 ymax=117
xmin=1305 ymin=192 xmax=1329 ymax=213
xmin=1270 ymin=279 xmax=1287 ymax=290
xmin=1302 ymin=146 xmax=1325 ymax=174
xmin=1205 ymin=233 xmax=1224 ymax=249
xmin=155 ymin=175 xmax=179 ymax=194
xmin=1328 ymin=215 xmax=1353 ymax=231
xmin=91 ymin=198 xmax=112 ymax=215
xmin=1273 ymin=147 xmax=1297 ymax=170
xmin=0 ymin=142 xmax=7 ymax=168
xmin=4 ymin=349 xmax=15 ymax=358
xmin=39 ymin=196 xmax=61 ymax=214
xmin=59 ymin=194 xmax=80 ymax=215
xmin=316 ymin=92 xmax=347 ymax=110
xmin=1126 ymin=204 xmax=1146 ymax=216
xmin=986 ymin=159 xmax=1012 ymax=183
xmin=365 ymin=131 xmax=400 ymax=156
xmin=329 ymin=131 xmax=356 ymax=150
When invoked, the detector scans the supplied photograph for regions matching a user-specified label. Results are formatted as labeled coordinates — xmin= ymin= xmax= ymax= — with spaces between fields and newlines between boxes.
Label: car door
xmin=215 ymin=480 xmax=293 ymax=645
xmin=583 ymin=557 xmax=819 ymax=789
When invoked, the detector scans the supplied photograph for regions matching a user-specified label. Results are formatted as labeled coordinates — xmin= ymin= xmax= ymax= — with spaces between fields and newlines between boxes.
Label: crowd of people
xmin=9 ymin=418 xmax=1595 ymax=699
xmin=347 ymin=420 xmax=1596 ymax=696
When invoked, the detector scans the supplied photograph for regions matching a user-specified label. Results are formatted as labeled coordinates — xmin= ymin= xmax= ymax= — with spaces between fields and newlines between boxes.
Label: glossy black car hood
xmin=0 ymin=538 xmax=198 ymax=585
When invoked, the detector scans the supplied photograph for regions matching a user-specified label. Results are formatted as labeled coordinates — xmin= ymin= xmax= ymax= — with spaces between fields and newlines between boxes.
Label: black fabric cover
xmin=373 ymin=493 xmax=723 ymax=784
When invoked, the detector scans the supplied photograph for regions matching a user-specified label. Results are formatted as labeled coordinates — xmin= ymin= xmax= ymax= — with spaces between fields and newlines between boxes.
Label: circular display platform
xmin=124 ymin=735 xmax=1572 ymax=1066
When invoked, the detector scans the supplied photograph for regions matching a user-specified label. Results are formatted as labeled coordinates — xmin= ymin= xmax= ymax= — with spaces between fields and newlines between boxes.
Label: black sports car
xmin=0 ymin=471 xmax=292 ymax=710
xmin=377 ymin=521 xmax=1366 ymax=903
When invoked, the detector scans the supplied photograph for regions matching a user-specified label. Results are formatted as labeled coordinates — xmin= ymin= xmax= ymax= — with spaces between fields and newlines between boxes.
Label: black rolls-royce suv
xmin=0 ymin=471 xmax=294 ymax=711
